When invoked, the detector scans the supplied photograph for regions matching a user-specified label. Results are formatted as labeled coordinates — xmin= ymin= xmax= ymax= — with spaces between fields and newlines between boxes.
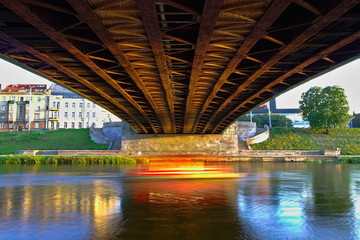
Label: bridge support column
xmin=121 ymin=124 xmax=239 ymax=156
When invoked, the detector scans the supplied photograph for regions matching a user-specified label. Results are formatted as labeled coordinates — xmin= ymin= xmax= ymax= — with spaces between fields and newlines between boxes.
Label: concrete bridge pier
xmin=90 ymin=121 xmax=258 ymax=155
xmin=121 ymin=122 xmax=256 ymax=156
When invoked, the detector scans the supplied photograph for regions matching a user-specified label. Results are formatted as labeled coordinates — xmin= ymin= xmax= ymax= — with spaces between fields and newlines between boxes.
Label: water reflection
xmin=116 ymin=179 xmax=241 ymax=240
xmin=0 ymin=163 xmax=360 ymax=239
xmin=0 ymin=169 xmax=123 ymax=240
xmin=235 ymin=163 xmax=359 ymax=240
xmin=128 ymin=160 xmax=244 ymax=179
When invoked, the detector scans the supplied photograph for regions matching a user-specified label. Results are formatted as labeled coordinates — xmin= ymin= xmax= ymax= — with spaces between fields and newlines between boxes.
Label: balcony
xmin=49 ymin=116 xmax=60 ymax=121
xmin=50 ymin=107 xmax=60 ymax=111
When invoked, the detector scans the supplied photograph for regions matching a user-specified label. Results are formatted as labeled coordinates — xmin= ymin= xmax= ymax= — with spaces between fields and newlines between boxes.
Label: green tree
xmin=299 ymin=86 xmax=350 ymax=134
xmin=238 ymin=114 xmax=292 ymax=128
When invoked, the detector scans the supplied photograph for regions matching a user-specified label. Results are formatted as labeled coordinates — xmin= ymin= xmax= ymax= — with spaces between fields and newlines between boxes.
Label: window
xmin=9 ymin=105 xmax=13 ymax=110
xmin=79 ymin=112 xmax=82 ymax=118
xmin=1 ymin=106 xmax=5 ymax=110
xmin=52 ymin=102 xmax=56 ymax=108
xmin=11 ymin=96 xmax=16 ymax=101
xmin=93 ymin=103 xmax=95 ymax=108
xmin=35 ymin=114 xmax=40 ymax=119
xmin=2 ymin=97 xmax=5 ymax=101
xmin=72 ymin=112 xmax=75 ymax=117
xmin=1 ymin=114 xmax=5 ymax=119
xmin=78 ymin=122 xmax=82 ymax=128
xmin=79 ymin=103 xmax=83 ymax=108
xmin=71 ymin=122 xmax=75 ymax=128
xmin=72 ymin=103 xmax=75 ymax=108
xmin=64 ymin=122 xmax=67 ymax=129
xmin=0 ymin=123 xmax=4 ymax=128
xmin=87 ymin=112 xmax=90 ymax=118
xmin=10 ymin=123 xmax=13 ymax=128
xmin=20 ymin=97 xmax=24 ymax=101
xmin=9 ymin=114 xmax=12 ymax=119
xmin=87 ymin=103 xmax=90 ymax=108
xmin=92 ymin=112 xmax=95 ymax=118
xmin=19 ymin=106 xmax=24 ymax=117
xmin=35 ymin=123 xmax=39 ymax=128
xmin=64 ymin=112 xmax=68 ymax=118
xmin=36 ymin=106 xmax=40 ymax=111
xmin=26 ymin=115 xmax=29 ymax=119
xmin=57 ymin=102 xmax=60 ymax=109
xmin=37 ymin=97 xmax=41 ymax=102
xmin=56 ymin=122 xmax=59 ymax=129
xmin=65 ymin=102 xmax=68 ymax=108
xmin=51 ymin=122 xmax=54 ymax=129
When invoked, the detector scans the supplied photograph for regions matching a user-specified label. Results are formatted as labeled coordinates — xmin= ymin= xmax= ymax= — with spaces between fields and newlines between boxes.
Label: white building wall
xmin=48 ymin=96 xmax=121 ymax=129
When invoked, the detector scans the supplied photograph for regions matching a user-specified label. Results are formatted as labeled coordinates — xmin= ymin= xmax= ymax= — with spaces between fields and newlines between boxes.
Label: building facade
xmin=48 ymin=84 xmax=120 ymax=130
xmin=0 ymin=84 xmax=120 ymax=131
xmin=0 ymin=84 xmax=48 ymax=131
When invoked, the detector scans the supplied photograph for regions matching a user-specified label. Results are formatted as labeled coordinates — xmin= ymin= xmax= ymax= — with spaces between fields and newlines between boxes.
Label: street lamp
xmin=268 ymin=101 xmax=272 ymax=128
xmin=28 ymin=86 xmax=32 ymax=131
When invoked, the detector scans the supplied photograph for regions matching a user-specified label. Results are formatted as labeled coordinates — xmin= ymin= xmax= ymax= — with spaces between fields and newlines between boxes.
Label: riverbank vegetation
xmin=252 ymin=127 xmax=360 ymax=155
xmin=0 ymin=129 xmax=108 ymax=154
xmin=338 ymin=157 xmax=360 ymax=163
xmin=299 ymin=86 xmax=350 ymax=134
xmin=0 ymin=155 xmax=143 ymax=165
xmin=239 ymin=114 xmax=292 ymax=128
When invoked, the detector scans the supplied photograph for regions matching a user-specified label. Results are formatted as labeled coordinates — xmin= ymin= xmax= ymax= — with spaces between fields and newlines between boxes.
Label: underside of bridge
xmin=0 ymin=0 xmax=359 ymax=134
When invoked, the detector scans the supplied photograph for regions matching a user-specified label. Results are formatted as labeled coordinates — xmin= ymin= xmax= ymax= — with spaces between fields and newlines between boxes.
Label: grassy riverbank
xmin=252 ymin=127 xmax=360 ymax=155
xmin=0 ymin=129 xmax=108 ymax=155
xmin=0 ymin=155 xmax=143 ymax=165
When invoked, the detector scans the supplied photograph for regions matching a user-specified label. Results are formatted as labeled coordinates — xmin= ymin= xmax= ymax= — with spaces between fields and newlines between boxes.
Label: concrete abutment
xmin=89 ymin=121 xmax=261 ymax=155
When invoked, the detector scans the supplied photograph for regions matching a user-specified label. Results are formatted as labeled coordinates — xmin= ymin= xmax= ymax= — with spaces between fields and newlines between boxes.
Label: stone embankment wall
xmin=89 ymin=126 xmax=110 ymax=144
xmin=237 ymin=121 xmax=256 ymax=141
xmin=102 ymin=122 xmax=122 ymax=141
xmin=238 ymin=150 xmax=340 ymax=156
xmin=246 ymin=125 xmax=270 ymax=149
xmin=89 ymin=122 xmax=122 ymax=144
xmin=17 ymin=150 xmax=123 ymax=156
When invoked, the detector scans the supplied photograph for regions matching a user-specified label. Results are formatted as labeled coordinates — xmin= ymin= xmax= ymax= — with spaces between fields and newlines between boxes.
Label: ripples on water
xmin=0 ymin=163 xmax=360 ymax=240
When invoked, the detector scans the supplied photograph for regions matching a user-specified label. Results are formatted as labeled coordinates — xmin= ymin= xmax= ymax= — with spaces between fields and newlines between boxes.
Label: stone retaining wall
xmin=246 ymin=125 xmax=270 ymax=149
xmin=237 ymin=121 xmax=256 ymax=141
xmin=16 ymin=150 xmax=124 ymax=156
xmin=89 ymin=125 xmax=110 ymax=144
xmin=103 ymin=122 xmax=122 ymax=141
xmin=89 ymin=122 xmax=123 ymax=144
xmin=57 ymin=150 xmax=123 ymax=156
xmin=239 ymin=150 xmax=340 ymax=156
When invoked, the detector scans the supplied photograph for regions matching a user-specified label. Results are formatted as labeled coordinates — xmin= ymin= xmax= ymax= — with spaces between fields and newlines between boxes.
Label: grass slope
xmin=0 ymin=129 xmax=108 ymax=154
xmin=252 ymin=127 xmax=360 ymax=155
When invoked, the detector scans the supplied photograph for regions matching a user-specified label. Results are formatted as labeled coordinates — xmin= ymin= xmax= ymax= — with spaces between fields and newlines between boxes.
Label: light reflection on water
xmin=0 ymin=163 xmax=360 ymax=239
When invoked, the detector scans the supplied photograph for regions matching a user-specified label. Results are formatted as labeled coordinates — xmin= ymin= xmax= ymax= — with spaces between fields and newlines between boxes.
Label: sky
xmin=0 ymin=57 xmax=360 ymax=112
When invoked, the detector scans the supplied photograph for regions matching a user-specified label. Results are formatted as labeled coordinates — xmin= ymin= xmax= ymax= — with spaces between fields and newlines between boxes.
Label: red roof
xmin=2 ymin=84 xmax=47 ymax=92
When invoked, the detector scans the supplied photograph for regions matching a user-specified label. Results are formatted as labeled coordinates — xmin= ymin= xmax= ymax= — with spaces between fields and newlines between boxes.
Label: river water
xmin=0 ymin=162 xmax=360 ymax=240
